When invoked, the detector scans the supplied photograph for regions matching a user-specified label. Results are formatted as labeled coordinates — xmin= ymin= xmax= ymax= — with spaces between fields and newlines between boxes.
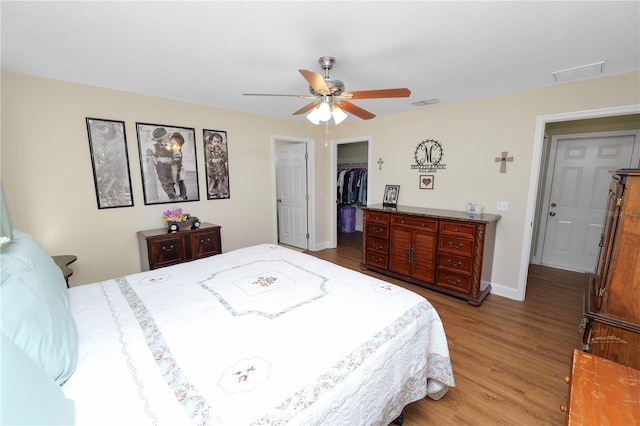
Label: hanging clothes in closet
xmin=337 ymin=164 xmax=368 ymax=205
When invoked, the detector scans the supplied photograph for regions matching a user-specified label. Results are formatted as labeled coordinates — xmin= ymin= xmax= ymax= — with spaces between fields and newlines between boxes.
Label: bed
xmin=1 ymin=229 xmax=454 ymax=426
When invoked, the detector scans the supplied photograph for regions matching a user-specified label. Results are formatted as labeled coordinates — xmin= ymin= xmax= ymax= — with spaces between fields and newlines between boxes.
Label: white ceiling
xmin=2 ymin=1 xmax=639 ymax=123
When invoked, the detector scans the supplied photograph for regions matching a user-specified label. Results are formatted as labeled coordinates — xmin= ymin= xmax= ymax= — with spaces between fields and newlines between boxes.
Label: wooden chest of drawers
xmin=137 ymin=222 xmax=222 ymax=271
xmin=362 ymin=205 xmax=500 ymax=306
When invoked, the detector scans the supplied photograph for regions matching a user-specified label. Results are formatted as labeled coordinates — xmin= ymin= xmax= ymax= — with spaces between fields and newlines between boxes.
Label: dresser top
xmin=363 ymin=204 xmax=501 ymax=224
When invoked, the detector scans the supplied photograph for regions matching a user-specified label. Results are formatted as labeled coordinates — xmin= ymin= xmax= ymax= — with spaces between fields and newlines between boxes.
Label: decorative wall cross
xmin=495 ymin=151 xmax=514 ymax=173
xmin=377 ymin=157 xmax=384 ymax=170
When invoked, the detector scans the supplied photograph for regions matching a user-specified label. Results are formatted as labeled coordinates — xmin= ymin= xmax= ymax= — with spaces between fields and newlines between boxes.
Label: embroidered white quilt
xmin=63 ymin=244 xmax=454 ymax=425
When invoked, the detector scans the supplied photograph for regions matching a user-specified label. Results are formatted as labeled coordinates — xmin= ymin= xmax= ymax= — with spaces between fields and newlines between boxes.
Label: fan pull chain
xmin=325 ymin=121 xmax=330 ymax=147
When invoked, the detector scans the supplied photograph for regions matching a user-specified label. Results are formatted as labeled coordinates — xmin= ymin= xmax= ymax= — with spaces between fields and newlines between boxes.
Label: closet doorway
xmin=330 ymin=137 xmax=371 ymax=249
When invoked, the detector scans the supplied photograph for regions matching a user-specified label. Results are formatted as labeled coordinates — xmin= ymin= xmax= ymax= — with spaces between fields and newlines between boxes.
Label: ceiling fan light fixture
xmin=317 ymin=101 xmax=331 ymax=121
xmin=332 ymin=106 xmax=348 ymax=124
xmin=306 ymin=107 xmax=321 ymax=125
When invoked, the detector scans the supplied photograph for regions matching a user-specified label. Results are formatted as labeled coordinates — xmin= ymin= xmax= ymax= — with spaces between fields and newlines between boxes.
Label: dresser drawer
xmin=190 ymin=229 xmax=221 ymax=259
xmin=365 ymin=251 xmax=388 ymax=269
xmin=438 ymin=235 xmax=474 ymax=256
xmin=391 ymin=215 xmax=437 ymax=231
xmin=366 ymin=223 xmax=389 ymax=239
xmin=365 ymin=211 xmax=390 ymax=225
xmin=439 ymin=221 xmax=476 ymax=238
xmin=437 ymin=252 xmax=473 ymax=275
xmin=147 ymin=235 xmax=186 ymax=269
xmin=436 ymin=271 xmax=472 ymax=293
xmin=365 ymin=237 xmax=388 ymax=254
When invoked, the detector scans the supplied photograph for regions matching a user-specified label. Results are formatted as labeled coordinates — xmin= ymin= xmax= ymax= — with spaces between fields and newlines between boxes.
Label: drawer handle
xmin=374 ymin=243 xmax=382 ymax=250
xmin=373 ymin=256 xmax=383 ymax=264
xmin=400 ymin=220 xmax=405 ymax=224
xmin=447 ymin=259 xmax=463 ymax=267
xmin=445 ymin=276 xmax=461 ymax=285
xmin=448 ymin=241 xmax=464 ymax=249
xmin=420 ymin=223 xmax=426 ymax=227
xmin=161 ymin=244 xmax=174 ymax=252
xmin=200 ymin=238 xmax=211 ymax=244
xmin=454 ymin=227 xmax=460 ymax=232
xmin=374 ymin=227 xmax=384 ymax=233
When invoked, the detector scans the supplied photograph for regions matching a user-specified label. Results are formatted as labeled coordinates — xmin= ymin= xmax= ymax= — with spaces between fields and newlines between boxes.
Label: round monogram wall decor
xmin=411 ymin=139 xmax=447 ymax=172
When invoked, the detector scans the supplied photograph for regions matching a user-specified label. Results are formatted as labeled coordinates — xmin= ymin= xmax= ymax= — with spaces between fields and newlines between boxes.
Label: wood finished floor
xmin=305 ymin=231 xmax=584 ymax=426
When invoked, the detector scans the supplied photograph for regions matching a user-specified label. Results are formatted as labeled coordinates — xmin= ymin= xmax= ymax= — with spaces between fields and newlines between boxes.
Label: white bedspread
xmin=63 ymin=244 xmax=454 ymax=425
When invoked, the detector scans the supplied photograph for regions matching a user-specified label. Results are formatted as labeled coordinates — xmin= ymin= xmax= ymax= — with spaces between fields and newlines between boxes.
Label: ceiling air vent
xmin=552 ymin=61 xmax=605 ymax=83
xmin=411 ymin=98 xmax=439 ymax=107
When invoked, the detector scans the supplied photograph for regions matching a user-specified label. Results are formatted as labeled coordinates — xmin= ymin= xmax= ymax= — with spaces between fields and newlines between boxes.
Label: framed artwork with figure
xmin=136 ymin=123 xmax=200 ymax=205
xmin=203 ymin=129 xmax=230 ymax=200
xmin=383 ymin=185 xmax=400 ymax=207
xmin=86 ymin=117 xmax=134 ymax=209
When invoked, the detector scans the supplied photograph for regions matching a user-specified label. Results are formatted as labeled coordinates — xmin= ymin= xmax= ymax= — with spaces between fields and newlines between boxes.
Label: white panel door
xmin=276 ymin=143 xmax=308 ymax=249
xmin=541 ymin=134 xmax=636 ymax=272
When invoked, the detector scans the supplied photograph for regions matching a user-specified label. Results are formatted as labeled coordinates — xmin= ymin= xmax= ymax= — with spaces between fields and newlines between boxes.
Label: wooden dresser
xmin=563 ymin=349 xmax=640 ymax=426
xmin=582 ymin=169 xmax=640 ymax=369
xmin=361 ymin=204 xmax=500 ymax=306
xmin=137 ymin=222 xmax=222 ymax=271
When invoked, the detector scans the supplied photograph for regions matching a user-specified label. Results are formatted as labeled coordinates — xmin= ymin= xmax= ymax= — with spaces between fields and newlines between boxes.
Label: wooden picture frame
xmin=419 ymin=175 xmax=434 ymax=190
xmin=383 ymin=185 xmax=400 ymax=207
xmin=86 ymin=117 xmax=134 ymax=209
xmin=136 ymin=123 xmax=200 ymax=205
xmin=203 ymin=129 xmax=230 ymax=200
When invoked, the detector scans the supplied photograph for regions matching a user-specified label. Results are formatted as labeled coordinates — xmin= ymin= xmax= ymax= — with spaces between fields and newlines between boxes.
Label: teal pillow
xmin=0 ymin=230 xmax=78 ymax=385
xmin=1 ymin=333 xmax=75 ymax=425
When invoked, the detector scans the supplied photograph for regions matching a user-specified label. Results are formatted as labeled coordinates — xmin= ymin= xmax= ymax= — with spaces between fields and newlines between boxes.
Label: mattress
xmin=63 ymin=244 xmax=454 ymax=425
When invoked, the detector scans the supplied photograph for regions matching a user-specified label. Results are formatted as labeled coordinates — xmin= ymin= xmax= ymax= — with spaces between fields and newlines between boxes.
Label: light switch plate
xmin=496 ymin=201 xmax=509 ymax=211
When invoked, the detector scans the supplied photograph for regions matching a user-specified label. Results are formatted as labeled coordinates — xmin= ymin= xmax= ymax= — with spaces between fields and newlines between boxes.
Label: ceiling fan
xmin=243 ymin=56 xmax=411 ymax=124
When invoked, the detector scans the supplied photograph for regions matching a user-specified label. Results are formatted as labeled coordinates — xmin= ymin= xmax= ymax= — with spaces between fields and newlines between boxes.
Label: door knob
xmin=551 ymin=202 xmax=557 ymax=207
xmin=277 ymin=199 xmax=282 ymax=202
xmin=549 ymin=212 xmax=556 ymax=217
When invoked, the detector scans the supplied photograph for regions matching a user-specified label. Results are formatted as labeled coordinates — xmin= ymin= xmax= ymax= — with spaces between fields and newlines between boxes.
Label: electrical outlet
xmin=496 ymin=201 xmax=509 ymax=211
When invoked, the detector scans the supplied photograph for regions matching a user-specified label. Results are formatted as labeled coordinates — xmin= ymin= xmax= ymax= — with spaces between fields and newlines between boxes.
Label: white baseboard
xmin=489 ymin=282 xmax=522 ymax=301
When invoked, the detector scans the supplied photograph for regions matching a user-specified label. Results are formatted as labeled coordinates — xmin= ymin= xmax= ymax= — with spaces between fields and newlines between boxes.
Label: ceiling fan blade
xmin=292 ymin=101 xmax=319 ymax=115
xmin=299 ymin=69 xmax=331 ymax=95
xmin=341 ymin=88 xmax=411 ymax=99
xmin=243 ymin=93 xmax=314 ymax=99
xmin=336 ymin=101 xmax=376 ymax=120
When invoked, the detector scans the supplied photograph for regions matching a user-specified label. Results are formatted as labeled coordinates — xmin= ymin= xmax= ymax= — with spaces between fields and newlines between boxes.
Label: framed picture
xmin=383 ymin=185 xmax=400 ymax=207
xmin=86 ymin=118 xmax=134 ymax=209
xmin=136 ymin=123 xmax=200 ymax=205
xmin=419 ymin=174 xmax=434 ymax=190
xmin=203 ymin=129 xmax=230 ymax=200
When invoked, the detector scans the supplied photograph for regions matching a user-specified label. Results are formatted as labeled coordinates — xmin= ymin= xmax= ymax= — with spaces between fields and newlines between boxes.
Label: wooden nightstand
xmin=52 ymin=255 xmax=77 ymax=288
xmin=137 ymin=223 xmax=222 ymax=271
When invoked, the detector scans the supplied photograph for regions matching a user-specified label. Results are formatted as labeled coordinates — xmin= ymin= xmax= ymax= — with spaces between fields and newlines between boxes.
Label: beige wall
xmin=330 ymin=71 xmax=640 ymax=298
xmin=2 ymin=70 xmax=639 ymax=300
xmin=0 ymin=71 xmax=320 ymax=285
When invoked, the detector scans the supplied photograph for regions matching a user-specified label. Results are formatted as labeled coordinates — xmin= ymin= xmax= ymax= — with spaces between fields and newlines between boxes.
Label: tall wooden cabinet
xmin=582 ymin=169 xmax=640 ymax=369
xmin=362 ymin=205 xmax=500 ymax=306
